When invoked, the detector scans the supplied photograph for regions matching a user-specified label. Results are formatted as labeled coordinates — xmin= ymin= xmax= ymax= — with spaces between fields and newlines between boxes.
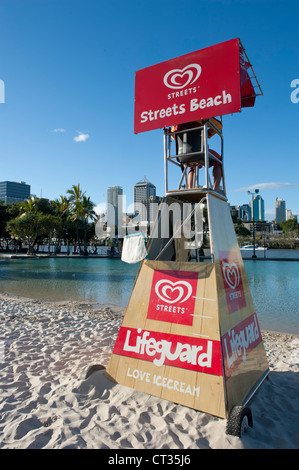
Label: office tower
xmin=275 ymin=198 xmax=286 ymax=223
xmin=0 ymin=181 xmax=31 ymax=204
xmin=134 ymin=177 xmax=156 ymax=221
xmin=229 ymin=205 xmax=239 ymax=220
xmin=239 ymin=204 xmax=251 ymax=221
xmin=107 ymin=186 xmax=123 ymax=228
xmin=134 ymin=177 xmax=156 ymax=205
xmin=249 ymin=194 xmax=265 ymax=221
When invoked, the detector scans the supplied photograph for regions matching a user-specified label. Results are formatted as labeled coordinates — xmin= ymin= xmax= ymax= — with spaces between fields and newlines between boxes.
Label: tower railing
xmin=164 ymin=118 xmax=227 ymax=202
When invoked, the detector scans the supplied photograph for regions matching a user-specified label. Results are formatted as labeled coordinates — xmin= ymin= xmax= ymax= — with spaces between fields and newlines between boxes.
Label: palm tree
xmin=67 ymin=184 xmax=96 ymax=255
xmin=20 ymin=197 xmax=40 ymax=215
xmin=51 ymin=196 xmax=71 ymax=254
xmin=67 ymin=183 xmax=85 ymax=207
xmin=52 ymin=195 xmax=70 ymax=216
xmin=80 ymin=195 xmax=97 ymax=254
xmin=67 ymin=184 xmax=85 ymax=253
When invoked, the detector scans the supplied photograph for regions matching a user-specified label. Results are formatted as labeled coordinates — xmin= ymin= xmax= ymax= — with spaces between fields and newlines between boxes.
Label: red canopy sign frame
xmin=134 ymin=38 xmax=261 ymax=134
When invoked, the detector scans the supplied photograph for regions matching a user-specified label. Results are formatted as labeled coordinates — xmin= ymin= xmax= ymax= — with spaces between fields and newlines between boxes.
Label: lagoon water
xmin=0 ymin=252 xmax=298 ymax=335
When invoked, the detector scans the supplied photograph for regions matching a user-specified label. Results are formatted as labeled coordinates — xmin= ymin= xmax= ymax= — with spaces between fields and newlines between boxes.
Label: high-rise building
xmin=286 ymin=209 xmax=296 ymax=221
xmin=239 ymin=204 xmax=251 ymax=221
xmin=134 ymin=177 xmax=156 ymax=205
xmin=0 ymin=181 xmax=31 ymax=204
xmin=107 ymin=186 xmax=123 ymax=228
xmin=275 ymin=198 xmax=286 ymax=223
xmin=134 ymin=177 xmax=156 ymax=221
xmin=249 ymin=194 xmax=265 ymax=221
xmin=139 ymin=194 xmax=162 ymax=224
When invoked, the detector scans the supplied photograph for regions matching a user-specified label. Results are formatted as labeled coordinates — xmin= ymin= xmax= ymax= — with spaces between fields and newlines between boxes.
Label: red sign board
xmin=112 ymin=327 xmax=223 ymax=376
xmin=219 ymin=251 xmax=246 ymax=314
xmin=147 ymin=270 xmax=198 ymax=326
xmin=221 ymin=313 xmax=262 ymax=379
xmin=134 ymin=38 xmax=241 ymax=134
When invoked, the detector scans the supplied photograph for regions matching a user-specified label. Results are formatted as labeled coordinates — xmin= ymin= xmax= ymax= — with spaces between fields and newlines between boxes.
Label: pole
xmin=247 ymin=189 xmax=259 ymax=259
xmin=252 ymin=195 xmax=256 ymax=259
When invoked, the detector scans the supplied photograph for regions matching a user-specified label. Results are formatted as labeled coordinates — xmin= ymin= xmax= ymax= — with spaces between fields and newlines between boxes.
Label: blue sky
xmin=0 ymin=0 xmax=298 ymax=221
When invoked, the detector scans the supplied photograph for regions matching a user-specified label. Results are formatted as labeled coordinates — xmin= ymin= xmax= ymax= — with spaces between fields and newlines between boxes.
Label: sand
xmin=0 ymin=291 xmax=298 ymax=450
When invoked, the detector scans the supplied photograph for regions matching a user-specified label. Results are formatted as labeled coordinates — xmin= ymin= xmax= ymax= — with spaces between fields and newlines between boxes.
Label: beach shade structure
xmin=105 ymin=39 xmax=269 ymax=437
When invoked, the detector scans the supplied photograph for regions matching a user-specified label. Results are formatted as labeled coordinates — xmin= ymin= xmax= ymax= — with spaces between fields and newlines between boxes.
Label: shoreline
xmin=0 ymin=290 xmax=297 ymax=337
xmin=0 ymin=291 xmax=125 ymax=315
xmin=0 ymin=290 xmax=297 ymax=338
xmin=1 ymin=249 xmax=299 ymax=262
xmin=0 ymin=253 xmax=121 ymax=260
xmin=0 ymin=291 xmax=298 ymax=449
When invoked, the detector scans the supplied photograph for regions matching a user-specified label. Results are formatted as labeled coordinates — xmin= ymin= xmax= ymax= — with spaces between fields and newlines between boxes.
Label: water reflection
xmin=244 ymin=261 xmax=299 ymax=334
xmin=0 ymin=257 xmax=298 ymax=334
xmin=0 ymin=258 xmax=139 ymax=306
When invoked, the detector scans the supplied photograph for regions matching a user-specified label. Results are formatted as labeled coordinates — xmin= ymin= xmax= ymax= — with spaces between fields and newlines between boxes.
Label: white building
xmin=107 ymin=186 xmax=123 ymax=228
xmin=275 ymin=197 xmax=286 ymax=223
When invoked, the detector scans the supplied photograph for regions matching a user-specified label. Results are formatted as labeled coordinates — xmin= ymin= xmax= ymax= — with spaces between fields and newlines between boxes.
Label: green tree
xmin=7 ymin=212 xmax=52 ymax=255
xmin=67 ymin=183 xmax=84 ymax=207
xmin=6 ymin=197 xmax=56 ymax=254
xmin=234 ymin=224 xmax=251 ymax=237
xmin=4 ymin=188 xmax=97 ymax=256
xmin=0 ymin=201 xmax=25 ymax=251
xmin=280 ymin=217 xmax=298 ymax=234
xmin=0 ymin=201 xmax=10 ymax=239
xmin=79 ymin=195 xmax=97 ymax=254
xmin=51 ymin=196 xmax=71 ymax=254
xmin=67 ymin=184 xmax=97 ymax=255
xmin=67 ymin=183 xmax=85 ymax=253
xmin=20 ymin=197 xmax=40 ymax=215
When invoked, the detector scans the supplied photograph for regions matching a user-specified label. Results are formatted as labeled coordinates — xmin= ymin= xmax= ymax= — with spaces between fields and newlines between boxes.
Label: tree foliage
xmin=279 ymin=217 xmax=298 ymax=234
xmin=1 ymin=184 xmax=98 ymax=255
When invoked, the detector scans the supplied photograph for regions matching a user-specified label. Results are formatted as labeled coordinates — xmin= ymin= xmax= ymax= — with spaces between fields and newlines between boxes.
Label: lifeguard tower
xmin=106 ymin=38 xmax=269 ymax=437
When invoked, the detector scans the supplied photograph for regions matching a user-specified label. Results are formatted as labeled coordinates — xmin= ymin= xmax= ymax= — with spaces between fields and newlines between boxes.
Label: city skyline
xmin=0 ymin=176 xmax=296 ymax=225
xmin=101 ymin=176 xmax=296 ymax=224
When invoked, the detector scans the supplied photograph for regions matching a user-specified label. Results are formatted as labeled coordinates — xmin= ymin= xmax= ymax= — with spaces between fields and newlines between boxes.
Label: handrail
xmin=164 ymin=118 xmax=225 ymax=195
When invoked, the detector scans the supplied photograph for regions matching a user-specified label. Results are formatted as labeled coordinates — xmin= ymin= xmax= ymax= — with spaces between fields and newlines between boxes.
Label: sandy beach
xmin=0 ymin=291 xmax=298 ymax=450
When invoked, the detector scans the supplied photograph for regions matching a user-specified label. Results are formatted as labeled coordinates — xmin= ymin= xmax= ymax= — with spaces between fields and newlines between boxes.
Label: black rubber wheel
xmin=226 ymin=406 xmax=253 ymax=437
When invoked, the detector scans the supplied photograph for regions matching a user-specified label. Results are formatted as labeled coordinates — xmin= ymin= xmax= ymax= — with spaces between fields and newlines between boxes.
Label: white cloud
xmin=73 ymin=132 xmax=90 ymax=142
xmin=94 ymin=202 xmax=107 ymax=215
xmin=233 ymin=182 xmax=299 ymax=192
xmin=52 ymin=128 xmax=65 ymax=133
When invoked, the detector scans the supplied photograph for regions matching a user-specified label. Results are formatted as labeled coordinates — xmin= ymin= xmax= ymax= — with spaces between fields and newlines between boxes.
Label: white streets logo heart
xmin=163 ymin=64 xmax=201 ymax=90
xmin=147 ymin=270 xmax=198 ymax=325
xmin=219 ymin=252 xmax=246 ymax=314
xmin=222 ymin=262 xmax=240 ymax=290
xmin=155 ymin=279 xmax=192 ymax=304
